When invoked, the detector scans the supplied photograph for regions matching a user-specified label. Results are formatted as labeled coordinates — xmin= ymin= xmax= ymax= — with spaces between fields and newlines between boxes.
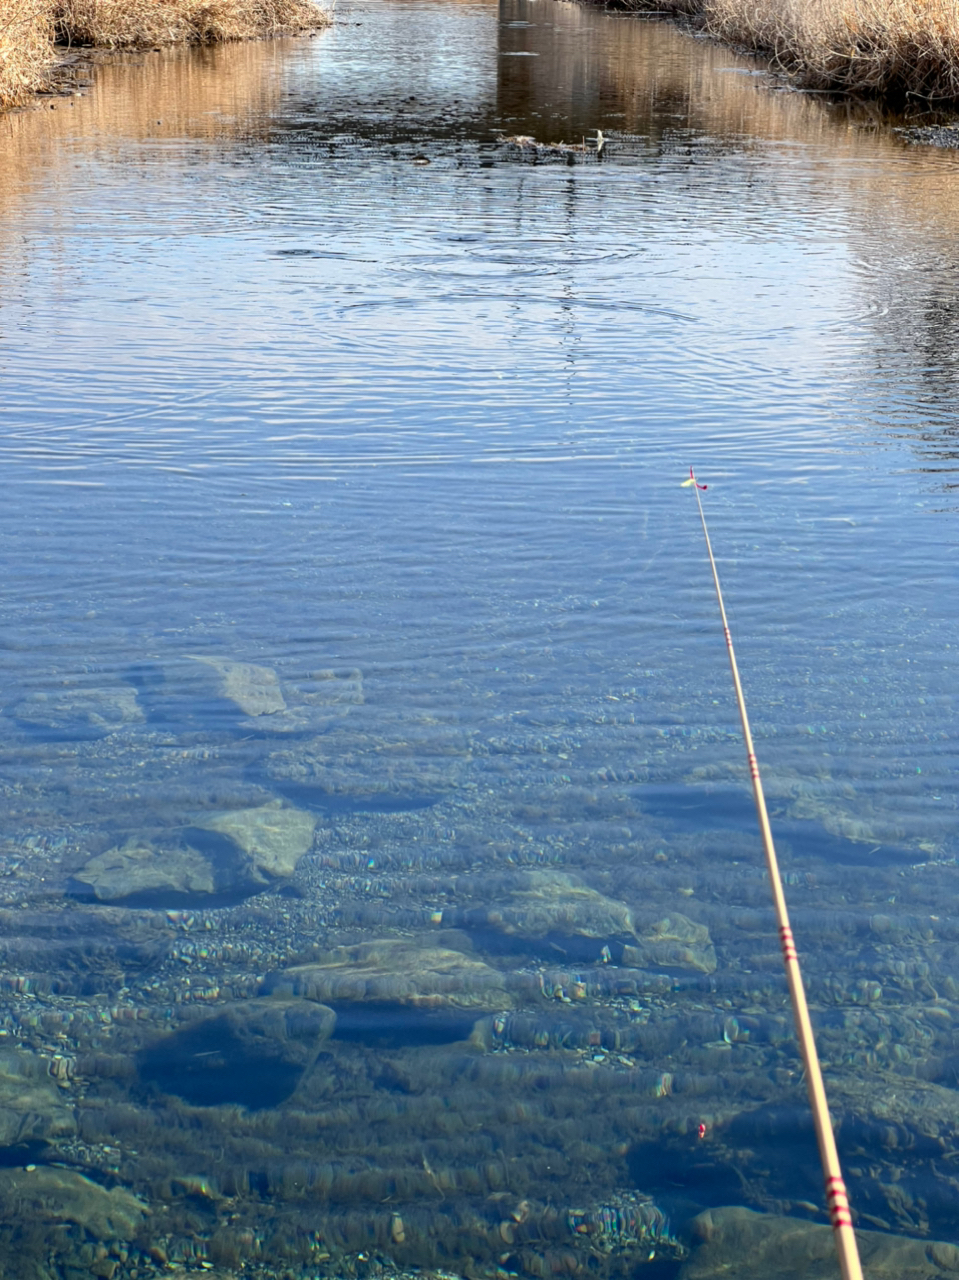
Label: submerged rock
xmin=826 ymin=1074 xmax=959 ymax=1235
xmin=128 ymin=654 xmax=287 ymax=726
xmin=0 ymin=1167 xmax=146 ymax=1240
xmin=623 ymin=913 xmax=717 ymax=975
xmin=149 ymin=660 xmax=362 ymax=734
xmin=682 ymin=1205 xmax=959 ymax=1278
xmin=268 ymin=939 xmax=512 ymax=1010
xmin=232 ymin=667 xmax=364 ymax=734
xmin=192 ymin=799 xmax=316 ymax=882
xmin=457 ymin=870 xmax=637 ymax=941
xmin=0 ymin=1050 xmax=76 ymax=1148
xmin=186 ymin=655 xmax=286 ymax=717
xmin=139 ymin=999 xmax=335 ymax=1108
xmin=73 ymin=838 xmax=216 ymax=903
xmin=9 ymin=681 xmax=144 ymax=737
xmin=72 ymin=801 xmax=314 ymax=903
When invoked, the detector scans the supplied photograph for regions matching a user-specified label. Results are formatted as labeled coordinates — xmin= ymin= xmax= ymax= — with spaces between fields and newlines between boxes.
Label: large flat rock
xmin=186 ymin=655 xmax=286 ymax=717
xmin=192 ymin=799 xmax=316 ymax=881
xmin=440 ymin=870 xmax=637 ymax=941
xmin=623 ymin=912 xmax=717 ymax=974
xmin=268 ymin=939 xmax=513 ymax=1010
xmin=72 ymin=801 xmax=316 ymax=904
xmin=240 ymin=667 xmax=364 ymax=733
xmin=0 ymin=1167 xmax=146 ymax=1241
xmin=73 ymin=838 xmax=216 ymax=902
xmin=681 ymin=1206 xmax=959 ymax=1279
xmin=0 ymin=1050 xmax=76 ymax=1148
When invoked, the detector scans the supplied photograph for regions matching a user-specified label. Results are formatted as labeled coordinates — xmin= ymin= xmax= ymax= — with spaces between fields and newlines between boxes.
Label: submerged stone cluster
xmin=0 ymin=654 xmax=957 ymax=1280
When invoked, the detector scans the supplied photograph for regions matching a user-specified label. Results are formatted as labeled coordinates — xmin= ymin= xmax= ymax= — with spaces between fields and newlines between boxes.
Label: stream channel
xmin=0 ymin=1 xmax=959 ymax=1276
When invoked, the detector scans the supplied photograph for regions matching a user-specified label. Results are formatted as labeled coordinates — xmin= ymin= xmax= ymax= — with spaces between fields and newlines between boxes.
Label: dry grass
xmin=0 ymin=0 xmax=326 ymax=111
xmin=607 ymin=0 xmax=959 ymax=101
xmin=55 ymin=0 xmax=326 ymax=50
xmin=0 ymin=0 xmax=55 ymax=109
xmin=709 ymin=0 xmax=959 ymax=100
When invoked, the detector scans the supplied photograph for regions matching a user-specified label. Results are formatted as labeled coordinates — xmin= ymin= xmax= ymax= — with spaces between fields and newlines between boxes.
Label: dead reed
xmin=55 ymin=0 xmax=326 ymax=51
xmin=609 ymin=0 xmax=959 ymax=101
xmin=0 ymin=0 xmax=55 ymax=109
xmin=0 ymin=0 xmax=326 ymax=112
xmin=709 ymin=0 xmax=959 ymax=100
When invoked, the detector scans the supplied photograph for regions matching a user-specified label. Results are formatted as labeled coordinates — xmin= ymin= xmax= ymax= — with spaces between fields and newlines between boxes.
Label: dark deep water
xmin=0 ymin=1 xmax=958 ymax=1276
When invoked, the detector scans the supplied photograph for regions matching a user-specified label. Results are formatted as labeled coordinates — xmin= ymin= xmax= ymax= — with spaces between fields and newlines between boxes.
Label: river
xmin=0 ymin=1 xmax=957 ymax=1276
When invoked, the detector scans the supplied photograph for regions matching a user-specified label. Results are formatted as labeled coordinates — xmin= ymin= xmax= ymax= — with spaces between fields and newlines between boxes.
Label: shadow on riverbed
xmin=637 ymin=784 xmax=918 ymax=866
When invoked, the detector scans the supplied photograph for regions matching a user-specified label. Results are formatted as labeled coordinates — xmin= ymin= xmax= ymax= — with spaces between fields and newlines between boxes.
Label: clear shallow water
xmin=0 ymin=3 xmax=958 ymax=1277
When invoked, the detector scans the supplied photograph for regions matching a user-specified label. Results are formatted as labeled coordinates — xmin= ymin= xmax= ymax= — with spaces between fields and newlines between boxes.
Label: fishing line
xmin=683 ymin=466 xmax=864 ymax=1280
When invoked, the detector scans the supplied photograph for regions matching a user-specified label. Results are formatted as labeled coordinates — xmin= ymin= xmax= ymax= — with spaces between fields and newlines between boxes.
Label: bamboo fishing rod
xmin=683 ymin=467 xmax=864 ymax=1280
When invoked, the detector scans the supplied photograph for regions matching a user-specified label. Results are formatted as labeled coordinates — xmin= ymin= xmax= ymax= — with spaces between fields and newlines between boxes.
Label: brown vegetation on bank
xmin=0 ymin=0 xmax=327 ymax=111
xmin=56 ymin=0 xmax=325 ymax=49
xmin=612 ymin=0 xmax=959 ymax=102
xmin=0 ymin=0 xmax=54 ymax=108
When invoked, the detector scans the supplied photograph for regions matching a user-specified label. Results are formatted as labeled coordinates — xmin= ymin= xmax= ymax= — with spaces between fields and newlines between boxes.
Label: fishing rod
xmin=682 ymin=467 xmax=864 ymax=1280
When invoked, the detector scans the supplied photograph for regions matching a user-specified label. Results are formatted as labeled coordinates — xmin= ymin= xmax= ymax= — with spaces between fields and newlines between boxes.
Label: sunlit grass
xmin=616 ymin=0 xmax=959 ymax=100
xmin=56 ymin=0 xmax=326 ymax=50
xmin=0 ymin=0 xmax=54 ymax=109
xmin=0 ymin=0 xmax=327 ymax=110
xmin=710 ymin=0 xmax=959 ymax=99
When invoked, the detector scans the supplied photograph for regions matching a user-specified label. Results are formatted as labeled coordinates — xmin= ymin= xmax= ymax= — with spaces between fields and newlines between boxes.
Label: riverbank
xmin=604 ymin=0 xmax=959 ymax=104
xmin=0 ymin=0 xmax=328 ymax=111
